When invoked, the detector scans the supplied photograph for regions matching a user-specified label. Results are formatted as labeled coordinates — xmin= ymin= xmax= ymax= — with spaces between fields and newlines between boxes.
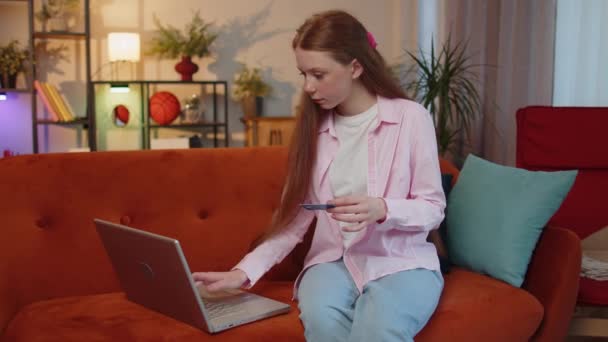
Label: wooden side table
xmin=241 ymin=116 xmax=296 ymax=147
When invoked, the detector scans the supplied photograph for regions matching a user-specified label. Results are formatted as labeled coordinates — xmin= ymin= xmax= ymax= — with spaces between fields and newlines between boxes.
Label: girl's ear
xmin=351 ymin=59 xmax=363 ymax=79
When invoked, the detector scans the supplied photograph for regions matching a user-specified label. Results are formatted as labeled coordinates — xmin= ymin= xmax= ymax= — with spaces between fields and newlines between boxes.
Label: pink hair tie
xmin=366 ymin=31 xmax=377 ymax=49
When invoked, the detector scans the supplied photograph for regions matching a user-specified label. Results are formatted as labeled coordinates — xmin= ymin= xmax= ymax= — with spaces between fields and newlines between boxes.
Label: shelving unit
xmin=33 ymin=31 xmax=87 ymax=39
xmin=3 ymin=1 xmax=232 ymax=152
xmin=0 ymin=0 xmax=29 ymax=93
xmin=37 ymin=117 xmax=89 ymax=126
xmin=26 ymin=0 xmax=95 ymax=153
xmin=91 ymin=80 xmax=229 ymax=149
xmin=0 ymin=88 xmax=30 ymax=93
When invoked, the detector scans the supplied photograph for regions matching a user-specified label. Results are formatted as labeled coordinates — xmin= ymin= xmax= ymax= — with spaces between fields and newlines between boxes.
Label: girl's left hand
xmin=327 ymin=196 xmax=387 ymax=232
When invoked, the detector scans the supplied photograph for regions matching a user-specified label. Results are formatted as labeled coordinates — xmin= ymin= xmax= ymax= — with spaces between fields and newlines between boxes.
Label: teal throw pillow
xmin=446 ymin=154 xmax=577 ymax=287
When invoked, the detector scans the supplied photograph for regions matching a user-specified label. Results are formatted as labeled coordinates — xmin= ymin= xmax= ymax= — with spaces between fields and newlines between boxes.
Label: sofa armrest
xmin=0 ymin=264 xmax=17 ymax=336
xmin=523 ymin=226 xmax=581 ymax=342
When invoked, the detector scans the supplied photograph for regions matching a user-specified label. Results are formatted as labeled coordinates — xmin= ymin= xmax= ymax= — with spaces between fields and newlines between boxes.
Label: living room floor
xmin=567 ymin=306 xmax=608 ymax=341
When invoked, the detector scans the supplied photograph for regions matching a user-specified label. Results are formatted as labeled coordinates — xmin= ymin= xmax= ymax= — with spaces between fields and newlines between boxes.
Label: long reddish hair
xmin=259 ymin=10 xmax=408 ymax=242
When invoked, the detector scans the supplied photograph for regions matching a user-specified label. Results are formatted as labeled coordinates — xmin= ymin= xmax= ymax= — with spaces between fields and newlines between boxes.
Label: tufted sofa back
xmin=0 ymin=147 xmax=461 ymax=332
xmin=0 ymin=147 xmax=317 ymax=329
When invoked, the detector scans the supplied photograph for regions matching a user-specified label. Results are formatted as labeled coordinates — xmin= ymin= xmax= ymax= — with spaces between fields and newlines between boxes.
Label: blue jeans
xmin=297 ymin=259 xmax=443 ymax=342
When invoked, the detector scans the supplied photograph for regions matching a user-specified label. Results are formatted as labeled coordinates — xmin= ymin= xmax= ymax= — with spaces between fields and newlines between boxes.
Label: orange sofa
xmin=0 ymin=148 xmax=580 ymax=341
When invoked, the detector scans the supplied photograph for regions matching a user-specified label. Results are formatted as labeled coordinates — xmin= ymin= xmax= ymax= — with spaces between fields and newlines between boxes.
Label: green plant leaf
xmin=146 ymin=10 xmax=217 ymax=59
xmin=396 ymin=35 xmax=484 ymax=156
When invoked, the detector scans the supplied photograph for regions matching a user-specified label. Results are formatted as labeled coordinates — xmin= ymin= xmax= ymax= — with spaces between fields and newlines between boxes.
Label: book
xmin=33 ymin=80 xmax=60 ymax=122
xmin=42 ymin=83 xmax=67 ymax=121
xmin=45 ymin=83 xmax=74 ymax=121
xmin=40 ymin=82 xmax=67 ymax=121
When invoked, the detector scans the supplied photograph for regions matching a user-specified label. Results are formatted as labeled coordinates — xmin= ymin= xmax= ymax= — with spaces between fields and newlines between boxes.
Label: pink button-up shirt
xmin=235 ymin=96 xmax=446 ymax=298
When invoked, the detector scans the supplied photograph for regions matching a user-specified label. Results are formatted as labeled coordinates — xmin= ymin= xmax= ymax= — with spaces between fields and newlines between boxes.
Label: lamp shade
xmin=108 ymin=33 xmax=140 ymax=62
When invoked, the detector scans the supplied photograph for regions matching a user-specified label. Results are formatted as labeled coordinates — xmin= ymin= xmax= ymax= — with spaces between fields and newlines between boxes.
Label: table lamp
xmin=108 ymin=32 xmax=140 ymax=93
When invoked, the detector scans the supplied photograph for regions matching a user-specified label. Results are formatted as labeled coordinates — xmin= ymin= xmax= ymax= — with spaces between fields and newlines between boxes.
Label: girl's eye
xmin=314 ymin=73 xmax=324 ymax=80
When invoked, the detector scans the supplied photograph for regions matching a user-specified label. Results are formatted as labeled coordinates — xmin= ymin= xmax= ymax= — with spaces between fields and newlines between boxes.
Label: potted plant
xmin=35 ymin=0 xmax=80 ymax=32
xmin=147 ymin=11 xmax=218 ymax=81
xmin=0 ymin=40 xmax=29 ymax=89
xmin=396 ymin=36 xmax=482 ymax=156
xmin=232 ymin=64 xmax=272 ymax=118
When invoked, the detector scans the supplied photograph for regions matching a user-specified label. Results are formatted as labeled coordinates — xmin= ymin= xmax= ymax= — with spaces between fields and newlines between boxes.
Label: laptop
xmin=93 ymin=218 xmax=291 ymax=333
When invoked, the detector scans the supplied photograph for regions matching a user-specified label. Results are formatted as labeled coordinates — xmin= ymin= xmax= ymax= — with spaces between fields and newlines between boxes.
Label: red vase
xmin=174 ymin=56 xmax=199 ymax=81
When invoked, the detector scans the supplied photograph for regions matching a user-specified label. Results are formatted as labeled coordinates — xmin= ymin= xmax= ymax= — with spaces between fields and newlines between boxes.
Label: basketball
xmin=149 ymin=91 xmax=180 ymax=125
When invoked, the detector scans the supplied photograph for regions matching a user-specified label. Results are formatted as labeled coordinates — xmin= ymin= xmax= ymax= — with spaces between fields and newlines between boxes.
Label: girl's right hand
xmin=192 ymin=269 xmax=249 ymax=292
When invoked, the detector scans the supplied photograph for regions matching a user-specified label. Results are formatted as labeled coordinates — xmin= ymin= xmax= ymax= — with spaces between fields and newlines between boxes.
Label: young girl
xmin=193 ymin=10 xmax=446 ymax=341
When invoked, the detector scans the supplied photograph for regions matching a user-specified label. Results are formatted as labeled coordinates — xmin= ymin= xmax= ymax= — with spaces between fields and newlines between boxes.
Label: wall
xmin=1 ymin=0 xmax=412 ymax=153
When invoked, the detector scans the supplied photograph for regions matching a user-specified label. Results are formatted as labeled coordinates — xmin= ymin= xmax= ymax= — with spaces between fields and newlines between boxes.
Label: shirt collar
xmin=317 ymin=96 xmax=401 ymax=136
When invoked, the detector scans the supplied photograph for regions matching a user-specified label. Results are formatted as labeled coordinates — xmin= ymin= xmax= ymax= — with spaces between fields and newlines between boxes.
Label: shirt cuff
xmin=375 ymin=198 xmax=408 ymax=231
xmin=376 ymin=197 xmax=388 ymax=223
xmin=232 ymin=256 xmax=266 ymax=289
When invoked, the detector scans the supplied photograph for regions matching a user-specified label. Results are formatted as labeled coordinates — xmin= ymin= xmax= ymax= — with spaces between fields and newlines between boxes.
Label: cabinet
xmin=241 ymin=116 xmax=295 ymax=147
xmin=29 ymin=0 xmax=93 ymax=153
xmin=92 ymin=80 xmax=229 ymax=149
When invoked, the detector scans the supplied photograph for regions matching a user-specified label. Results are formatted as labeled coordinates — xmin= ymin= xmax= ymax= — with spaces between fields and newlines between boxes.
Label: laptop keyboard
xmin=204 ymin=298 xmax=249 ymax=318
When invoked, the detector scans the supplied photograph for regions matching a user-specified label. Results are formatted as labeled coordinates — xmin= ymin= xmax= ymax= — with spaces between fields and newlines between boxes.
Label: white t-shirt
xmin=329 ymin=103 xmax=378 ymax=248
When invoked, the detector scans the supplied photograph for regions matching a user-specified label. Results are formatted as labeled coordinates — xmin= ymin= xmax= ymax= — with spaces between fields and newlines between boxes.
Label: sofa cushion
xmin=4 ymin=271 xmax=542 ymax=342
xmin=447 ymin=154 xmax=577 ymax=287
xmin=417 ymin=268 xmax=544 ymax=341
xmin=3 ymin=282 xmax=304 ymax=342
